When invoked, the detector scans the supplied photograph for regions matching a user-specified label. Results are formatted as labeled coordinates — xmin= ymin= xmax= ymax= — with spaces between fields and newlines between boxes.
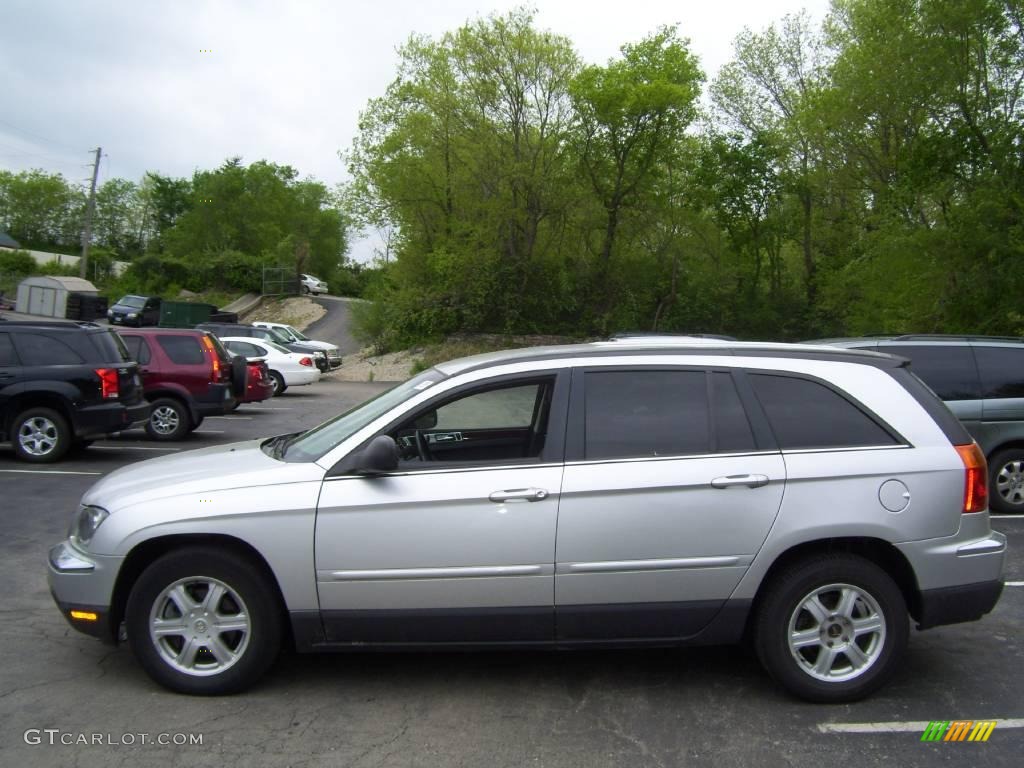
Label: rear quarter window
xmin=90 ymin=330 xmax=132 ymax=363
xmin=877 ymin=344 xmax=980 ymax=401
xmin=749 ymin=374 xmax=899 ymax=450
xmin=13 ymin=333 xmax=85 ymax=365
xmin=973 ymin=346 xmax=1024 ymax=398
xmin=0 ymin=332 xmax=19 ymax=365
xmin=157 ymin=335 xmax=205 ymax=365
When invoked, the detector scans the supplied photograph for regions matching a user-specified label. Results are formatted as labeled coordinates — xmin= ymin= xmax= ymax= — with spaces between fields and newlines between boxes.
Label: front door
xmin=315 ymin=372 xmax=568 ymax=645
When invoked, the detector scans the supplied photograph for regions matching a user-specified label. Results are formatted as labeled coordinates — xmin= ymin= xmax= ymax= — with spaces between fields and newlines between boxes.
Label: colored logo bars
xmin=921 ymin=721 xmax=997 ymax=742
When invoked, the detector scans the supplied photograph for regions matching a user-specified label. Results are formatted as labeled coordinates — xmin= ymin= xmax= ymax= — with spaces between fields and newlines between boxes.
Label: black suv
xmin=196 ymin=322 xmax=329 ymax=372
xmin=0 ymin=321 xmax=150 ymax=461
xmin=820 ymin=334 xmax=1024 ymax=513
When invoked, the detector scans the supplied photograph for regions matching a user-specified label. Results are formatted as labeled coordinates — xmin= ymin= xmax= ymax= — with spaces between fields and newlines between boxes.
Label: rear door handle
xmin=711 ymin=474 xmax=769 ymax=489
xmin=489 ymin=488 xmax=549 ymax=503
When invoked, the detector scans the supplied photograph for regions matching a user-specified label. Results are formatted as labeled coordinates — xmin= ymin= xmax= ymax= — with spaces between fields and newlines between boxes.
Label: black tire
xmin=229 ymin=355 xmax=247 ymax=397
xmin=753 ymin=554 xmax=908 ymax=703
xmin=11 ymin=407 xmax=72 ymax=463
xmin=70 ymin=439 xmax=94 ymax=454
xmin=145 ymin=397 xmax=191 ymax=441
xmin=301 ymin=284 xmax=310 ymax=295
xmin=190 ymin=415 xmax=204 ymax=431
xmin=988 ymin=448 xmax=1024 ymax=514
xmin=125 ymin=547 xmax=282 ymax=695
xmin=269 ymin=371 xmax=287 ymax=397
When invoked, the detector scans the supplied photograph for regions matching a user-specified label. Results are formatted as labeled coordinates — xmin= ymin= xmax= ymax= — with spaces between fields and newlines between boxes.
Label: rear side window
xmin=712 ymin=372 xmax=756 ymax=452
xmin=750 ymin=374 xmax=898 ymax=450
xmin=0 ymin=333 xmax=18 ymax=365
xmin=584 ymin=370 xmax=709 ymax=459
xmin=157 ymin=335 xmax=204 ymax=365
xmin=121 ymin=335 xmax=152 ymax=365
xmin=13 ymin=333 xmax=85 ymax=365
xmin=974 ymin=346 xmax=1024 ymax=398
xmin=877 ymin=344 xmax=980 ymax=400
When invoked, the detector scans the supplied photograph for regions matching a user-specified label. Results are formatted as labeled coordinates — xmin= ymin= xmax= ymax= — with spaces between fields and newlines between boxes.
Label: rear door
xmin=554 ymin=367 xmax=785 ymax=641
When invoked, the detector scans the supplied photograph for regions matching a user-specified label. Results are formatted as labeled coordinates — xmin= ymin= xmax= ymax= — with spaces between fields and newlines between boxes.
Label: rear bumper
xmin=284 ymin=368 xmax=321 ymax=386
xmin=242 ymin=381 xmax=275 ymax=403
xmin=916 ymin=580 xmax=1004 ymax=629
xmin=193 ymin=382 xmax=235 ymax=416
xmin=72 ymin=399 xmax=151 ymax=438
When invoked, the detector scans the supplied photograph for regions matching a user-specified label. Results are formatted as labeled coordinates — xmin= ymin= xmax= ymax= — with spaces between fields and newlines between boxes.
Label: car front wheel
xmin=125 ymin=547 xmax=282 ymax=695
xmin=753 ymin=554 xmax=908 ymax=703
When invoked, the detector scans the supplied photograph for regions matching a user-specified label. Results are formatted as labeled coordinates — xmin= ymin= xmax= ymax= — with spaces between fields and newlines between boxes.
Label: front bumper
xmin=47 ymin=541 xmax=122 ymax=644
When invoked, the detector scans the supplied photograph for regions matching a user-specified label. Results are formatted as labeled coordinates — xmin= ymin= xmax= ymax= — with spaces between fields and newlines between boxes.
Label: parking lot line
xmin=1005 ymin=581 xmax=1024 ymax=587
xmin=0 ymin=469 xmax=102 ymax=476
xmin=206 ymin=415 xmax=253 ymax=419
xmin=818 ymin=719 xmax=1024 ymax=734
xmin=193 ymin=430 xmax=225 ymax=434
xmin=91 ymin=445 xmax=181 ymax=452
xmin=995 ymin=514 xmax=1024 ymax=519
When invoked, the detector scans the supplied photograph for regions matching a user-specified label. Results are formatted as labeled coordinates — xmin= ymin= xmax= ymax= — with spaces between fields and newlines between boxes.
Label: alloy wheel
xmin=151 ymin=405 xmax=180 ymax=436
xmin=17 ymin=416 xmax=59 ymax=457
xmin=995 ymin=459 xmax=1024 ymax=506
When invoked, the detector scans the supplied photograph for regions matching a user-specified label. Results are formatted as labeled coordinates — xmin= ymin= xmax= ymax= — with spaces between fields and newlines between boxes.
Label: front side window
xmin=750 ymin=374 xmax=898 ymax=450
xmin=391 ymin=378 xmax=556 ymax=465
xmin=121 ymin=335 xmax=152 ymax=365
xmin=584 ymin=370 xmax=709 ymax=460
xmin=0 ymin=332 xmax=18 ymax=366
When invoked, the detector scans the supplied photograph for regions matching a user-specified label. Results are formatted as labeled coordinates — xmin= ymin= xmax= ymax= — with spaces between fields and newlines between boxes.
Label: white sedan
xmin=220 ymin=337 xmax=321 ymax=396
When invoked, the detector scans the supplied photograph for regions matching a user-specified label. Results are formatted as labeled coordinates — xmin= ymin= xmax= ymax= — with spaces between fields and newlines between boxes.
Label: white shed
xmin=15 ymin=275 xmax=99 ymax=319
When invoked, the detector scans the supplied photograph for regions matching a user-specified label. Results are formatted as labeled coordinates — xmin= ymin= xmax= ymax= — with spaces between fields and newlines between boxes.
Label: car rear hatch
xmin=88 ymin=328 xmax=143 ymax=402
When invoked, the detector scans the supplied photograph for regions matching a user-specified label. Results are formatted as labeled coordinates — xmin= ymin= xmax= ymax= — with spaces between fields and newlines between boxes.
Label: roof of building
xmin=19 ymin=275 xmax=98 ymax=292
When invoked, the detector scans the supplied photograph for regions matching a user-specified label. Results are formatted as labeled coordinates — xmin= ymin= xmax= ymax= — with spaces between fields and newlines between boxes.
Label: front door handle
xmin=489 ymin=487 xmax=549 ymax=503
xmin=711 ymin=474 xmax=769 ymax=489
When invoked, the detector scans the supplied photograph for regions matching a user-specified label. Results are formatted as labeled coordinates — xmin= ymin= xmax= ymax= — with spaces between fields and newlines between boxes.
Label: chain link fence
xmin=261 ymin=267 xmax=299 ymax=296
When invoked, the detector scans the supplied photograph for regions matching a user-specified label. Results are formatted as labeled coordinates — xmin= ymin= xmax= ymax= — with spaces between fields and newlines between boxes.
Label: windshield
xmin=118 ymin=295 xmax=146 ymax=308
xmin=274 ymin=325 xmax=298 ymax=341
xmin=267 ymin=328 xmax=293 ymax=345
xmin=287 ymin=325 xmax=309 ymax=341
xmin=279 ymin=369 xmax=444 ymax=462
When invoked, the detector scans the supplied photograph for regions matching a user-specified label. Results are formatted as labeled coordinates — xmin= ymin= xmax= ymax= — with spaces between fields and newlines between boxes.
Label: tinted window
xmin=121 ymin=335 xmax=152 ymax=365
xmin=712 ymin=372 xmax=756 ymax=452
xmin=0 ymin=333 xmax=18 ymax=365
xmin=157 ymin=335 xmax=204 ymax=365
xmin=585 ymin=371 xmax=709 ymax=460
xmin=750 ymin=374 xmax=897 ymax=450
xmin=14 ymin=333 xmax=84 ymax=365
xmin=974 ymin=346 xmax=1024 ymax=399
xmin=93 ymin=330 xmax=132 ymax=362
xmin=226 ymin=341 xmax=264 ymax=358
xmin=877 ymin=344 xmax=980 ymax=400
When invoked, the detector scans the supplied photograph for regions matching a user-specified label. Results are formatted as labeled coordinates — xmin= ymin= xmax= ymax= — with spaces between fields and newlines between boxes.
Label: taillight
xmin=95 ymin=368 xmax=119 ymax=399
xmin=299 ymin=357 xmax=313 ymax=367
xmin=955 ymin=443 xmax=988 ymax=513
xmin=248 ymin=364 xmax=262 ymax=381
xmin=200 ymin=335 xmax=221 ymax=382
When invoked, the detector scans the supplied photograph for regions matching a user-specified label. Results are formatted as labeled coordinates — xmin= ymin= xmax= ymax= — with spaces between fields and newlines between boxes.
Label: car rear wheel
xmin=125 ymin=547 xmax=282 ymax=695
xmin=11 ymin=407 xmax=71 ymax=463
xmin=145 ymin=397 xmax=191 ymax=441
xmin=753 ymin=554 xmax=907 ymax=703
xmin=269 ymin=371 xmax=287 ymax=396
xmin=989 ymin=448 xmax=1024 ymax=513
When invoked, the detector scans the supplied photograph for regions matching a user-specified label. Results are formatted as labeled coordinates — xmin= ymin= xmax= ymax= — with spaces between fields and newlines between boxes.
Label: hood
xmin=81 ymin=438 xmax=324 ymax=512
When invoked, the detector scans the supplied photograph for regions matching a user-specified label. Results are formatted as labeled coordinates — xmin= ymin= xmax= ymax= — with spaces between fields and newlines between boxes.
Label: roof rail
xmin=890 ymin=334 xmax=1024 ymax=343
xmin=610 ymin=332 xmax=738 ymax=341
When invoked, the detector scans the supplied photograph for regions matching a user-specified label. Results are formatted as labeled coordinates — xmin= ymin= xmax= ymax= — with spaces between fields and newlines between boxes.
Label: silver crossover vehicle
xmin=48 ymin=340 xmax=1006 ymax=701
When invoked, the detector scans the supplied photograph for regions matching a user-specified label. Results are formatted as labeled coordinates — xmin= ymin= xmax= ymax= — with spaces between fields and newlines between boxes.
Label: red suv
xmin=118 ymin=329 xmax=245 ymax=440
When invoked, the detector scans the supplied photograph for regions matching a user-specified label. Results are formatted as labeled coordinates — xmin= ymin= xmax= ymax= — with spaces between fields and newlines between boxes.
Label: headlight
xmin=68 ymin=505 xmax=109 ymax=548
xmin=106 ymin=309 xmax=113 ymax=317
xmin=127 ymin=312 xmax=138 ymax=318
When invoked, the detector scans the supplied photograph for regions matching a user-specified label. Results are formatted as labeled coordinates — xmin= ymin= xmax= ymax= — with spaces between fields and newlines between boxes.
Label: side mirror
xmin=352 ymin=435 xmax=399 ymax=476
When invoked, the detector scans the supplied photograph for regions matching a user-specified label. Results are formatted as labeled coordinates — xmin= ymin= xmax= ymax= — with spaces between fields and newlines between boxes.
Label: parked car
xmin=47 ymin=339 xmax=1005 ymax=700
xmin=0 ymin=320 xmax=149 ymax=461
xmin=196 ymin=322 xmax=329 ymax=372
xmin=117 ymin=328 xmax=245 ymax=440
xmin=108 ymin=295 xmax=161 ymax=327
xmin=817 ymin=335 xmax=1024 ymax=513
xmin=220 ymin=337 xmax=321 ymax=395
xmin=251 ymin=321 xmax=342 ymax=369
xmin=300 ymin=273 xmax=328 ymax=295
xmin=231 ymin=354 xmax=274 ymax=408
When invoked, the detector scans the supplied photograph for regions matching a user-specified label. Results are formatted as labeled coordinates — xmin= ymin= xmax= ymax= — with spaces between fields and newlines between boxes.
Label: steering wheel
xmin=414 ymin=429 xmax=431 ymax=462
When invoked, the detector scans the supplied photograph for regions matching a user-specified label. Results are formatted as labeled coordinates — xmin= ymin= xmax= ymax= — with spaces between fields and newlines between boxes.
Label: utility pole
xmin=79 ymin=147 xmax=102 ymax=279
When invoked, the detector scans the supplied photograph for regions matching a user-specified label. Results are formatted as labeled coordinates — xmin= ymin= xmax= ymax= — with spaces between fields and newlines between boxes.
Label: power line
xmin=0 ymin=118 xmax=85 ymax=155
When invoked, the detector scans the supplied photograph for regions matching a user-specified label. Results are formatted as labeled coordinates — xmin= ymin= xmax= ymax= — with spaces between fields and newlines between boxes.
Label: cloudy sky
xmin=1 ymin=0 xmax=830 ymax=260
